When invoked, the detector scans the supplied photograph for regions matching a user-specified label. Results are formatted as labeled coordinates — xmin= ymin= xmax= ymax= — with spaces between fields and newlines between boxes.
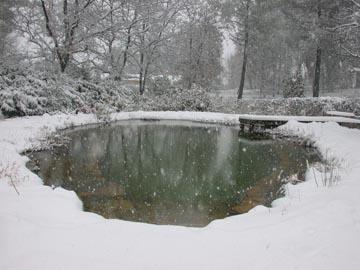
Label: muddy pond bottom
xmin=27 ymin=121 xmax=318 ymax=227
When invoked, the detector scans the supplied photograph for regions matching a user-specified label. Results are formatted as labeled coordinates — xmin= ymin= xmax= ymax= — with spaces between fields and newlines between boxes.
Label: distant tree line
xmin=224 ymin=0 xmax=360 ymax=98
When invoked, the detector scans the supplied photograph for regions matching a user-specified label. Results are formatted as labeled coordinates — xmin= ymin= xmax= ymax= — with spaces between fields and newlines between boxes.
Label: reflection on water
xmin=27 ymin=121 xmax=318 ymax=227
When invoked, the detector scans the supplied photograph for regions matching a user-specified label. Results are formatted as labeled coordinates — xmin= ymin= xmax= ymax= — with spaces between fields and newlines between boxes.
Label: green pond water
xmin=27 ymin=121 xmax=319 ymax=227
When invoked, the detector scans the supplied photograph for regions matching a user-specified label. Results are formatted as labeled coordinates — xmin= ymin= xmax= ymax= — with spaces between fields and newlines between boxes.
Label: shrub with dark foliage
xmin=282 ymin=72 xmax=305 ymax=98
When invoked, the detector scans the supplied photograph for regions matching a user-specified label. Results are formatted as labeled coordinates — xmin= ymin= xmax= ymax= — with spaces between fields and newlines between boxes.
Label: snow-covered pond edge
xmin=1 ymin=111 xmax=360 ymax=270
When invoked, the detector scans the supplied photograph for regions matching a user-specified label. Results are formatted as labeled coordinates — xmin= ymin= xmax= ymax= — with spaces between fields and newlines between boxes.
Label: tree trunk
xmin=118 ymin=21 xmax=134 ymax=80
xmin=142 ymin=62 xmax=150 ymax=94
xmin=60 ymin=60 xmax=67 ymax=73
xmin=139 ymin=22 xmax=146 ymax=95
xmin=312 ymin=52 xmax=322 ymax=99
xmin=139 ymin=71 xmax=144 ymax=95
xmin=139 ymin=51 xmax=144 ymax=95
xmin=238 ymin=0 xmax=250 ymax=100
xmin=187 ymin=36 xmax=193 ymax=89
xmin=120 ymin=30 xmax=131 ymax=79
xmin=355 ymin=72 xmax=360 ymax=88
xmin=313 ymin=0 xmax=322 ymax=97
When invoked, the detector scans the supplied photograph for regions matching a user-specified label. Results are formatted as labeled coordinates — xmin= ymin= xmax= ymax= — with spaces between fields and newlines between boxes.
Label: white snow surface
xmin=1 ymin=111 xmax=360 ymax=270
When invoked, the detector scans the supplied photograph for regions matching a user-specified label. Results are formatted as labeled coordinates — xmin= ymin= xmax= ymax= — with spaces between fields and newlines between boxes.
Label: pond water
xmin=27 ymin=121 xmax=319 ymax=227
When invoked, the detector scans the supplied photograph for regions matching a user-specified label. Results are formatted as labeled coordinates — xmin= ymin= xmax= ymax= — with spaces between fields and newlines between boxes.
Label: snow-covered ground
xmin=1 ymin=112 xmax=360 ymax=270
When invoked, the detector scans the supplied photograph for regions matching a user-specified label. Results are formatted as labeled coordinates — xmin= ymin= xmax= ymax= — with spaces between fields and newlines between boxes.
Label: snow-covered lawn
xmin=1 ymin=112 xmax=360 ymax=270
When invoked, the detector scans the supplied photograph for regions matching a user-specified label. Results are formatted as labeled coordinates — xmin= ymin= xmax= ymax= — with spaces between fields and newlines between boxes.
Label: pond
xmin=27 ymin=121 xmax=319 ymax=227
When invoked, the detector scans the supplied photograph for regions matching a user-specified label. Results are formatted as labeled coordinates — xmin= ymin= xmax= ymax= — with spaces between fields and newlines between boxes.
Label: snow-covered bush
xmin=233 ymin=97 xmax=360 ymax=116
xmin=0 ymin=162 xmax=23 ymax=195
xmin=311 ymin=155 xmax=342 ymax=187
xmin=0 ymin=67 xmax=136 ymax=117
xmin=1 ymin=65 xmax=359 ymax=118
xmin=141 ymin=85 xmax=211 ymax=111
xmin=123 ymin=85 xmax=211 ymax=112
xmin=147 ymin=76 xmax=173 ymax=95
xmin=0 ymin=68 xmax=50 ymax=117
xmin=282 ymin=73 xmax=305 ymax=98
xmin=94 ymin=102 xmax=113 ymax=123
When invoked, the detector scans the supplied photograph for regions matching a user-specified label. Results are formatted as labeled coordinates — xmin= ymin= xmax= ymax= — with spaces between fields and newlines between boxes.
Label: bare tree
xmin=0 ymin=0 xmax=14 ymax=56
xmin=133 ymin=0 xmax=184 ymax=94
xmin=172 ymin=0 xmax=222 ymax=89
xmin=87 ymin=0 xmax=141 ymax=80
xmin=39 ymin=0 xmax=98 ymax=72
xmin=335 ymin=0 xmax=360 ymax=59
xmin=13 ymin=0 xmax=120 ymax=73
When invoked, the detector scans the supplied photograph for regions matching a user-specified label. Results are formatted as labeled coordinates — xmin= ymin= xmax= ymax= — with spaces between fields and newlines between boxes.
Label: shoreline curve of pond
xmin=27 ymin=120 xmax=320 ymax=227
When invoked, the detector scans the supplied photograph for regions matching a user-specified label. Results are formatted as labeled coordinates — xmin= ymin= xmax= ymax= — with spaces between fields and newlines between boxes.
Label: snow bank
xmin=1 ymin=112 xmax=360 ymax=270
